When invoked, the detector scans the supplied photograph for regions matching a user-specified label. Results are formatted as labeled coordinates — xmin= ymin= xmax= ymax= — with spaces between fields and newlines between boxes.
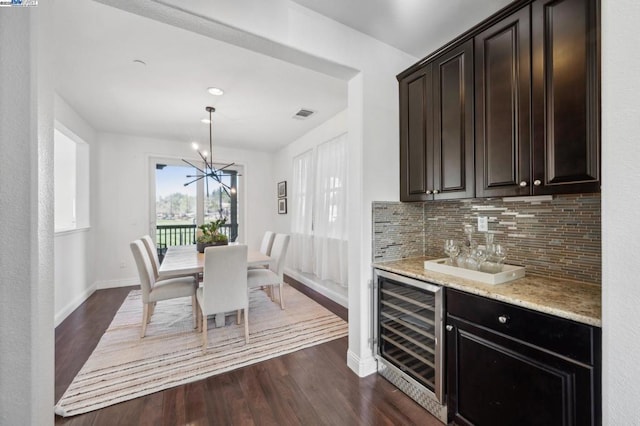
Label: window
xmin=54 ymin=126 xmax=90 ymax=232
xmin=290 ymin=133 xmax=348 ymax=286
xmin=152 ymin=159 xmax=242 ymax=255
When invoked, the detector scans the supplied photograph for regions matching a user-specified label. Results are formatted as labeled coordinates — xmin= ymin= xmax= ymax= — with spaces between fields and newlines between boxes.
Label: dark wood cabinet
xmin=531 ymin=0 xmax=600 ymax=195
xmin=400 ymin=0 xmax=600 ymax=200
xmin=432 ymin=41 xmax=475 ymax=201
xmin=475 ymin=7 xmax=531 ymax=198
xmin=399 ymin=41 xmax=474 ymax=202
xmin=475 ymin=0 xmax=599 ymax=197
xmin=446 ymin=289 xmax=601 ymax=426
xmin=400 ymin=65 xmax=433 ymax=201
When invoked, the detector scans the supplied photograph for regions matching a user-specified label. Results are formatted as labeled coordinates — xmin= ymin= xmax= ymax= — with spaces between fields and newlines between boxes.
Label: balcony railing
xmin=155 ymin=223 xmax=238 ymax=262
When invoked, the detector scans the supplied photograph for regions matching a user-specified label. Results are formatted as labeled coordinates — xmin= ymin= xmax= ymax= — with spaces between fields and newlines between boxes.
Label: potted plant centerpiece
xmin=196 ymin=218 xmax=229 ymax=253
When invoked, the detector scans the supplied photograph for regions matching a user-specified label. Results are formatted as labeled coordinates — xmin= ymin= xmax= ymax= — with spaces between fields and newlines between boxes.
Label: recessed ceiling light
xmin=207 ymin=87 xmax=224 ymax=96
xmin=201 ymin=118 xmax=211 ymax=124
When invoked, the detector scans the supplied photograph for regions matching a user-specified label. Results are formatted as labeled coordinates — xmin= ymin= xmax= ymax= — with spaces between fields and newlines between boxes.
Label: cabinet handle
xmin=533 ymin=179 xmax=542 ymax=186
xmin=426 ymin=190 xmax=432 ymax=195
xmin=498 ymin=315 xmax=509 ymax=324
xmin=446 ymin=325 xmax=453 ymax=331
xmin=519 ymin=181 xmax=528 ymax=187
xmin=433 ymin=189 xmax=440 ymax=194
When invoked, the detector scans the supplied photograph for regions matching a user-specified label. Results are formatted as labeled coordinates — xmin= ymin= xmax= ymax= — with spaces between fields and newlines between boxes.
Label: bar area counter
xmin=373 ymin=257 xmax=601 ymax=327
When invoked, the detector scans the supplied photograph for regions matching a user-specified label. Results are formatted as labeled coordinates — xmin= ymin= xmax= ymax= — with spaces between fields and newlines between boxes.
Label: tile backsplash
xmin=372 ymin=194 xmax=601 ymax=284
xmin=372 ymin=202 xmax=424 ymax=262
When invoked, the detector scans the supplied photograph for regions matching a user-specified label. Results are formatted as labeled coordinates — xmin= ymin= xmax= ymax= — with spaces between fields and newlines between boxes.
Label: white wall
xmin=271 ymin=109 xmax=348 ymax=234
xmin=601 ymin=1 xmax=640 ymax=422
xmin=54 ymin=95 xmax=97 ymax=326
xmin=286 ymin=2 xmax=417 ymax=377
xmin=271 ymin=110 xmax=349 ymax=306
xmin=98 ymin=0 xmax=418 ymax=377
xmin=0 ymin=3 xmax=54 ymax=425
xmin=92 ymin=133 xmax=273 ymax=288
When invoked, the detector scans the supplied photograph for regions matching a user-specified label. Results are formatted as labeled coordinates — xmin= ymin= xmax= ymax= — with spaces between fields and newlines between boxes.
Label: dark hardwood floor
xmin=55 ymin=279 xmax=442 ymax=425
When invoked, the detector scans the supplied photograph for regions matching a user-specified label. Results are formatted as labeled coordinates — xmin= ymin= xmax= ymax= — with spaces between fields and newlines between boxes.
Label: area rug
xmin=55 ymin=284 xmax=348 ymax=417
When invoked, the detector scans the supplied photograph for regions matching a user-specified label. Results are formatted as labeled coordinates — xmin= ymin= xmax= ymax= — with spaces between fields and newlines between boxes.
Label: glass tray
xmin=424 ymin=258 xmax=525 ymax=285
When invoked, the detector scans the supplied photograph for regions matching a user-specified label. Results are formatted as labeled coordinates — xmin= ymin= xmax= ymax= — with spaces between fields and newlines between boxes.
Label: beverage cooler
xmin=373 ymin=269 xmax=447 ymax=423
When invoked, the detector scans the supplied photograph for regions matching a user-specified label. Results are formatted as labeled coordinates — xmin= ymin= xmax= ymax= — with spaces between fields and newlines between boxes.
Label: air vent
xmin=292 ymin=108 xmax=315 ymax=120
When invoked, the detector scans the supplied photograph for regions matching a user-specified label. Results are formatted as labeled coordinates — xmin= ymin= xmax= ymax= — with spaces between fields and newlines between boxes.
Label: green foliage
xmin=197 ymin=218 xmax=228 ymax=244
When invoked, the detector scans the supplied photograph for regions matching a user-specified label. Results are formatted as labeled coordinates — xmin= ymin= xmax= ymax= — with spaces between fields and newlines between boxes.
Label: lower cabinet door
xmin=447 ymin=317 xmax=597 ymax=426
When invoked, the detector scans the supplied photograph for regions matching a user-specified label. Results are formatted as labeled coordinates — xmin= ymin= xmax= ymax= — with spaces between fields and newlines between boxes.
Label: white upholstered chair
xmin=197 ymin=244 xmax=249 ymax=351
xmin=249 ymin=231 xmax=276 ymax=271
xmin=247 ymin=233 xmax=290 ymax=309
xmin=130 ymin=240 xmax=199 ymax=338
xmin=141 ymin=235 xmax=196 ymax=281
xmin=259 ymin=231 xmax=276 ymax=256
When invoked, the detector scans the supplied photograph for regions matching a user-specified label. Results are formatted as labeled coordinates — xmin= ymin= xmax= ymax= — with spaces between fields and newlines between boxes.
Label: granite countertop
xmin=373 ymin=257 xmax=601 ymax=327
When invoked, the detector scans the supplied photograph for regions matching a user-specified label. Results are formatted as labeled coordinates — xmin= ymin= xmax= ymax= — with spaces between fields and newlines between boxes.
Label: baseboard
xmin=347 ymin=349 xmax=378 ymax=377
xmin=283 ymin=268 xmax=348 ymax=307
xmin=95 ymin=277 xmax=139 ymax=290
xmin=55 ymin=283 xmax=97 ymax=327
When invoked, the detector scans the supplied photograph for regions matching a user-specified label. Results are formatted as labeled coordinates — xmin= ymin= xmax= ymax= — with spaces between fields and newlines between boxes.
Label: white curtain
xmin=290 ymin=150 xmax=314 ymax=274
xmin=312 ymin=133 xmax=348 ymax=286
xmin=290 ymin=133 xmax=348 ymax=287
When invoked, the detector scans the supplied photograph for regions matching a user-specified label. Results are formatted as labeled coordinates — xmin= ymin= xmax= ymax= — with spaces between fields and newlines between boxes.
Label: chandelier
xmin=182 ymin=106 xmax=237 ymax=196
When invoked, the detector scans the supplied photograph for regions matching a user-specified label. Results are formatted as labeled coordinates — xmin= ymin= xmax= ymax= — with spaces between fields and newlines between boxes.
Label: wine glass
xmin=444 ymin=240 xmax=460 ymax=265
xmin=493 ymin=244 xmax=507 ymax=267
xmin=474 ymin=246 xmax=488 ymax=271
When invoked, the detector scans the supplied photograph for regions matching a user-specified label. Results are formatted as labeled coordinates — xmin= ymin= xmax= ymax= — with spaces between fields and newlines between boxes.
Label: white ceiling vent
xmin=292 ymin=108 xmax=316 ymax=120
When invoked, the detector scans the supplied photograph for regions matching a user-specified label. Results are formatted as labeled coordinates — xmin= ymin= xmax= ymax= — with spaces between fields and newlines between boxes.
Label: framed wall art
xmin=278 ymin=198 xmax=287 ymax=214
xmin=277 ymin=181 xmax=287 ymax=198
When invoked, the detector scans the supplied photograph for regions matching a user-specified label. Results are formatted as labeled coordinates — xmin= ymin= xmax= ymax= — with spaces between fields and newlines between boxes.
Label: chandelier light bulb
xmin=202 ymin=151 xmax=208 ymax=158
xmin=191 ymin=142 xmax=199 ymax=150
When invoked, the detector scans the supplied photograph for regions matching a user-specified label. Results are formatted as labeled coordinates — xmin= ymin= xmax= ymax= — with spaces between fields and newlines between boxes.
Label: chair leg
xmin=192 ymin=295 xmax=198 ymax=329
xmin=196 ymin=304 xmax=202 ymax=333
xmin=141 ymin=303 xmax=149 ymax=338
xmin=152 ymin=301 xmax=157 ymax=317
xmin=202 ymin=314 xmax=208 ymax=352
xmin=279 ymin=282 xmax=285 ymax=310
xmin=244 ymin=308 xmax=249 ymax=344
xmin=236 ymin=309 xmax=242 ymax=325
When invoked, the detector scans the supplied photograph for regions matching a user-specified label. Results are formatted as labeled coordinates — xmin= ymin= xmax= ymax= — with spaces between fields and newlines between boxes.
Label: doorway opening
xmin=152 ymin=160 xmax=241 ymax=261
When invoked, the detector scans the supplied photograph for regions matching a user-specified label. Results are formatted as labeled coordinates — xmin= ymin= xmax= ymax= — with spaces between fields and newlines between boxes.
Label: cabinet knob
xmin=446 ymin=325 xmax=453 ymax=331
xmin=426 ymin=190 xmax=432 ymax=195
xmin=519 ymin=181 xmax=528 ymax=187
xmin=533 ymin=179 xmax=542 ymax=186
xmin=433 ymin=189 xmax=440 ymax=194
xmin=498 ymin=315 xmax=509 ymax=324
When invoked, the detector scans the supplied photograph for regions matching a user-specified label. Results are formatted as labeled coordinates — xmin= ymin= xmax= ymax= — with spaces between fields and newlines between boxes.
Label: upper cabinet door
xmin=432 ymin=40 xmax=475 ymax=200
xmin=532 ymin=0 xmax=600 ymax=195
xmin=475 ymin=7 xmax=531 ymax=198
xmin=400 ymin=65 xmax=434 ymax=202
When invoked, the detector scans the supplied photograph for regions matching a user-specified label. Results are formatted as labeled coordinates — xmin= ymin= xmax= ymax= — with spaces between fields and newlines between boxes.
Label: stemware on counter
xmin=443 ymin=230 xmax=508 ymax=273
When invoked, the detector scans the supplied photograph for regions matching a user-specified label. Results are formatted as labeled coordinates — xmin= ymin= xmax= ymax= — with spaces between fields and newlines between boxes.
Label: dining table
xmin=158 ymin=244 xmax=273 ymax=327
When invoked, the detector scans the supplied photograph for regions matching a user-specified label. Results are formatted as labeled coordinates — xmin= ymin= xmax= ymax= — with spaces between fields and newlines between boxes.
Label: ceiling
xmin=54 ymin=0 xmax=513 ymax=152
xmin=290 ymin=0 xmax=513 ymax=58
xmin=54 ymin=0 xmax=348 ymax=152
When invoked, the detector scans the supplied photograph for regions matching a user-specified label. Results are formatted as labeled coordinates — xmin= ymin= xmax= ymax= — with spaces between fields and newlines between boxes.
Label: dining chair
xmin=141 ymin=235 xmax=196 ymax=282
xmin=247 ymin=233 xmax=290 ymax=309
xmin=197 ymin=244 xmax=249 ymax=351
xmin=249 ymin=231 xmax=276 ymax=271
xmin=259 ymin=231 xmax=276 ymax=256
xmin=130 ymin=240 xmax=199 ymax=338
